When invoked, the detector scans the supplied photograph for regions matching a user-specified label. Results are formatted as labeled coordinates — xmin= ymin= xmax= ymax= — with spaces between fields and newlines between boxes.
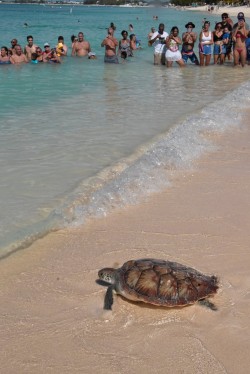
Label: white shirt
xmin=151 ymin=31 xmax=169 ymax=53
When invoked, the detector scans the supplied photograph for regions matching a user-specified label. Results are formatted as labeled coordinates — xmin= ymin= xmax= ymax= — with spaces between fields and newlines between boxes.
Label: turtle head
xmin=98 ymin=267 xmax=116 ymax=285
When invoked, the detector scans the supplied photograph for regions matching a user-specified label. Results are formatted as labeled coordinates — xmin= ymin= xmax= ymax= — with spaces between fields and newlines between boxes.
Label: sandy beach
xmin=187 ymin=4 xmax=250 ymax=18
xmin=1 ymin=107 xmax=250 ymax=373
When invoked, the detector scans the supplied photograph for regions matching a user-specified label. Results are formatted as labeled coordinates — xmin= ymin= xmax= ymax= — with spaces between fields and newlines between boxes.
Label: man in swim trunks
xmin=181 ymin=22 xmax=199 ymax=65
xmin=10 ymin=45 xmax=28 ymax=64
xmin=101 ymin=27 xmax=119 ymax=64
xmin=71 ymin=32 xmax=91 ymax=57
xmin=24 ymin=35 xmax=38 ymax=61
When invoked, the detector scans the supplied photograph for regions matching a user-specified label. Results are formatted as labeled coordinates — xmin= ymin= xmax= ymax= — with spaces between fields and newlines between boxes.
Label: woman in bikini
xmin=199 ymin=21 xmax=214 ymax=66
xmin=232 ymin=17 xmax=248 ymax=67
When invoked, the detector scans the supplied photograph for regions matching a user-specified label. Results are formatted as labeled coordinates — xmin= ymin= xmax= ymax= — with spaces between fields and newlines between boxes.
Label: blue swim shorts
xmin=182 ymin=52 xmax=199 ymax=65
xmin=200 ymin=44 xmax=212 ymax=55
xmin=104 ymin=55 xmax=119 ymax=64
xmin=213 ymin=44 xmax=221 ymax=55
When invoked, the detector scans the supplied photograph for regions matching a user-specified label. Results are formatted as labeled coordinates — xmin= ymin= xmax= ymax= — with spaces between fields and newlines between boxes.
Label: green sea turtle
xmin=98 ymin=258 xmax=218 ymax=311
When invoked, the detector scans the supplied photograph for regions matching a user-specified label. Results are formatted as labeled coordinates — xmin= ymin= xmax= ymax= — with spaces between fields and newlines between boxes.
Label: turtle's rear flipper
xmin=198 ymin=298 xmax=217 ymax=311
xmin=104 ymin=285 xmax=114 ymax=310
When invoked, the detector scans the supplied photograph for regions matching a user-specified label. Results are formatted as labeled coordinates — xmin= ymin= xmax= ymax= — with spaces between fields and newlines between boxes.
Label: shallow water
xmin=0 ymin=4 xmax=249 ymax=257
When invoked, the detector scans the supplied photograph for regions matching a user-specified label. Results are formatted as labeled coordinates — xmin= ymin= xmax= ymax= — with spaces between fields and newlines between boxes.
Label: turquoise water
xmin=0 ymin=4 xmax=249 ymax=257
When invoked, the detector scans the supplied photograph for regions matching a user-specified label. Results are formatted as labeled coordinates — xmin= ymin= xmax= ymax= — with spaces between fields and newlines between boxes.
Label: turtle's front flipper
xmin=198 ymin=298 xmax=217 ymax=311
xmin=104 ymin=285 xmax=114 ymax=310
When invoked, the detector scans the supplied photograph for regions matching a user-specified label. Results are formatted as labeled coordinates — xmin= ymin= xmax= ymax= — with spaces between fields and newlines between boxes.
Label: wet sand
xmin=1 ymin=111 xmax=250 ymax=373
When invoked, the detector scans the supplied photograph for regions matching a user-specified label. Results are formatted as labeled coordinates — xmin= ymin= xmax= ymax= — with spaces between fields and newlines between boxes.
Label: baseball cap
xmin=237 ymin=12 xmax=245 ymax=19
xmin=44 ymin=43 xmax=50 ymax=47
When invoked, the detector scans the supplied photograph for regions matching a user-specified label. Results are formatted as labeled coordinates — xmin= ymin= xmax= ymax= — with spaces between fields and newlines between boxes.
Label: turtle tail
xmin=198 ymin=298 xmax=217 ymax=311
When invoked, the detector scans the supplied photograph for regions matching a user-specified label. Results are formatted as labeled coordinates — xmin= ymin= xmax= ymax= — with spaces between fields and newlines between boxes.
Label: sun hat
xmin=185 ymin=22 xmax=195 ymax=29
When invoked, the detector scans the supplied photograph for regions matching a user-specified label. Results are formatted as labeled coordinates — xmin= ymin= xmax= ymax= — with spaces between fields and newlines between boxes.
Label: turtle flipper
xmin=198 ymin=298 xmax=217 ymax=311
xmin=104 ymin=285 xmax=114 ymax=310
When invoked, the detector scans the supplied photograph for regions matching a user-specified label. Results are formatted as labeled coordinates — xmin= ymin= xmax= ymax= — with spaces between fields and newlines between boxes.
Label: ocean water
xmin=0 ymin=4 xmax=249 ymax=258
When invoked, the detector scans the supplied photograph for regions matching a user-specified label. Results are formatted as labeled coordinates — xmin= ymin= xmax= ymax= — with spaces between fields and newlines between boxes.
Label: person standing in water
xmin=101 ymin=27 xmax=119 ymax=64
xmin=71 ymin=32 xmax=91 ymax=57
xmin=199 ymin=20 xmax=214 ymax=66
xmin=149 ymin=23 xmax=168 ymax=65
xmin=181 ymin=22 xmax=199 ymax=65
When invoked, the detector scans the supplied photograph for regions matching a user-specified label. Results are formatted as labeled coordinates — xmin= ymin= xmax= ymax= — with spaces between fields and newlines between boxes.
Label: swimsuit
xmin=235 ymin=32 xmax=246 ymax=42
xmin=119 ymin=40 xmax=132 ymax=57
xmin=235 ymin=32 xmax=247 ymax=55
xmin=104 ymin=55 xmax=119 ymax=64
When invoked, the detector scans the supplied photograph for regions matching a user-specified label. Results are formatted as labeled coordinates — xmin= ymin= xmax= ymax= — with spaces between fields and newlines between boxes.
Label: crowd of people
xmin=148 ymin=12 xmax=250 ymax=68
xmin=1 ymin=13 xmax=250 ymax=67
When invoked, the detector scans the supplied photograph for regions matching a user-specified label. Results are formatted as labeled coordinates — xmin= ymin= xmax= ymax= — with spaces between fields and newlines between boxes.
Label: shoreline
xmin=1 ymin=109 xmax=250 ymax=372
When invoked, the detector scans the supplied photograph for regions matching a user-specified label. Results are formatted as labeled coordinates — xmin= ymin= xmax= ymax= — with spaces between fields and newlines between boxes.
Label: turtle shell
xmin=115 ymin=259 xmax=218 ymax=307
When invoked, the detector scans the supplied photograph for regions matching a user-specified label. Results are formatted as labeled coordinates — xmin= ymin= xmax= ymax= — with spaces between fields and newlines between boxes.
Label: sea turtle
xmin=98 ymin=258 xmax=218 ymax=311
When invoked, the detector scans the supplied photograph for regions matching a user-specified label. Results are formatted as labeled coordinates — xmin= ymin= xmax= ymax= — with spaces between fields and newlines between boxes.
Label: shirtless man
xmin=24 ymin=35 xmax=38 ymax=61
xmin=147 ymin=27 xmax=155 ymax=45
xmin=101 ymin=27 xmax=119 ymax=63
xmin=71 ymin=32 xmax=91 ymax=57
xmin=9 ymin=38 xmax=18 ymax=55
xmin=10 ymin=45 xmax=28 ymax=64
